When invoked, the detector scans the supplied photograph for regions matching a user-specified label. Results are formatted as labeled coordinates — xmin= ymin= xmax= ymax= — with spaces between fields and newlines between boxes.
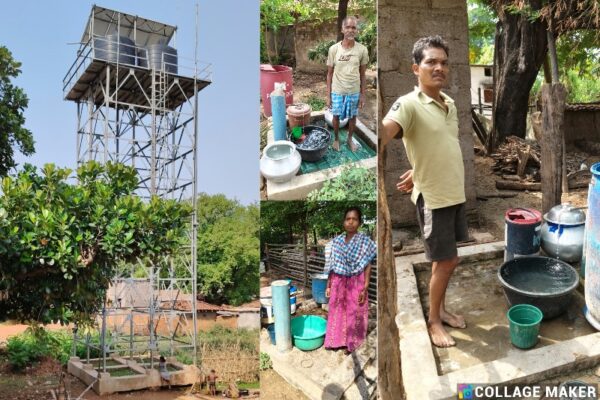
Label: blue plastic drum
xmin=585 ymin=163 xmax=600 ymax=326
xmin=311 ymin=273 xmax=329 ymax=304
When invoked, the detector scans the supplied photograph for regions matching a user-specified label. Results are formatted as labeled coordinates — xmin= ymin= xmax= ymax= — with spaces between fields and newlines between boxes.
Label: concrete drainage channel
xmin=68 ymin=356 xmax=199 ymax=395
xmin=261 ymin=330 xmax=377 ymax=400
xmin=396 ymin=241 xmax=600 ymax=399
xmin=265 ymin=111 xmax=376 ymax=200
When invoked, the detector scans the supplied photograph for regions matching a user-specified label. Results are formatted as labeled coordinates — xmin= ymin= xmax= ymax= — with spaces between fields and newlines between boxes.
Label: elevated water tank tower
xmin=63 ymin=5 xmax=211 ymax=392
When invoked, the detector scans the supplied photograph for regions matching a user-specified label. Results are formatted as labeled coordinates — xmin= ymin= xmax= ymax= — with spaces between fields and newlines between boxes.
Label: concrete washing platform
xmin=68 ymin=356 xmax=199 ymax=395
xmin=265 ymin=111 xmax=377 ymax=200
xmin=261 ymin=329 xmax=377 ymax=400
xmin=396 ymin=241 xmax=600 ymax=399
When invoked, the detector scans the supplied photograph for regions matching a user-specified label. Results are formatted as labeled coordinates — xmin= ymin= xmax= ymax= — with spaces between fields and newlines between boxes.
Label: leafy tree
xmin=468 ymin=1 xmax=497 ymax=64
xmin=260 ymin=0 xmax=310 ymax=64
xmin=260 ymin=201 xmax=307 ymax=246
xmin=260 ymin=200 xmax=376 ymax=247
xmin=260 ymin=0 xmax=375 ymax=64
xmin=0 ymin=161 xmax=191 ymax=325
xmin=0 ymin=46 xmax=35 ymax=176
xmin=480 ymin=0 xmax=600 ymax=146
xmin=196 ymin=194 xmax=259 ymax=306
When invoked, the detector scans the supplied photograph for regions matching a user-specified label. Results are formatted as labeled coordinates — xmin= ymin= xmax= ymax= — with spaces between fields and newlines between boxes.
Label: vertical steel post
xmin=191 ymin=1 xmax=199 ymax=367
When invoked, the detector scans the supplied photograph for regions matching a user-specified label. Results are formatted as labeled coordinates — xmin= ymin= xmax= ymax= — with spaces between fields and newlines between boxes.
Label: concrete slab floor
xmin=415 ymin=257 xmax=595 ymax=375
xmin=261 ymin=327 xmax=377 ymax=400
xmin=396 ymin=242 xmax=600 ymax=399
xmin=264 ymin=112 xmax=377 ymax=201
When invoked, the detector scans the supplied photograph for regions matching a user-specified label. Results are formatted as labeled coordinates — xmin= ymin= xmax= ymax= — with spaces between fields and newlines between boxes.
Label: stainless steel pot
xmin=540 ymin=203 xmax=586 ymax=263
xmin=259 ymin=141 xmax=301 ymax=183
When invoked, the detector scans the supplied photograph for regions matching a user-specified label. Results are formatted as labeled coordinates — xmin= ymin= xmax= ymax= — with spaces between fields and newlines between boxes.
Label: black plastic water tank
xmin=93 ymin=34 xmax=136 ymax=66
xmin=144 ymin=44 xmax=178 ymax=74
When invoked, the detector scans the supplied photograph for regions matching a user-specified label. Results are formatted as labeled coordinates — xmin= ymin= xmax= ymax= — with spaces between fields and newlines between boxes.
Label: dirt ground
xmin=0 ymin=355 xmax=189 ymax=400
xmin=260 ymin=370 xmax=309 ymax=400
xmin=0 ymin=352 xmax=256 ymax=400
xmin=0 ymin=322 xmax=65 ymax=342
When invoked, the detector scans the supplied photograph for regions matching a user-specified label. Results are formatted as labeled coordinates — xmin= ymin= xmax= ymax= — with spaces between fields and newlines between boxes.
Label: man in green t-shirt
xmin=326 ymin=16 xmax=369 ymax=152
xmin=381 ymin=36 xmax=469 ymax=348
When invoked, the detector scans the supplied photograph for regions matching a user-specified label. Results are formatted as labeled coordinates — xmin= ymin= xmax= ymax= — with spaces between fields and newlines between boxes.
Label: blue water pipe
xmin=271 ymin=82 xmax=287 ymax=141
xmin=271 ymin=280 xmax=292 ymax=352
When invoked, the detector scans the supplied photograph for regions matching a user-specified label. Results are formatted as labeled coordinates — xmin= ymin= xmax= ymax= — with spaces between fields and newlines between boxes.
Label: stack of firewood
xmin=490 ymin=135 xmax=591 ymax=191
xmin=491 ymin=136 xmax=541 ymax=178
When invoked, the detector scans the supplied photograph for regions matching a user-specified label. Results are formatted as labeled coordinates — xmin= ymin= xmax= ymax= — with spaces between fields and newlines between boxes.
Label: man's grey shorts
xmin=416 ymin=194 xmax=469 ymax=262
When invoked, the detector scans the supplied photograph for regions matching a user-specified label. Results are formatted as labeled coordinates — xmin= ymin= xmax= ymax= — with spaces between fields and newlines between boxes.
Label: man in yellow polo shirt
xmin=326 ymin=16 xmax=369 ymax=152
xmin=381 ymin=36 xmax=468 ymax=348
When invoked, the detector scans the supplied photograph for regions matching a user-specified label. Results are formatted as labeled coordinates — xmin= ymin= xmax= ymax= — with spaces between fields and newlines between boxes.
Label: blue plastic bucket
xmin=267 ymin=323 xmax=276 ymax=345
xmin=504 ymin=208 xmax=542 ymax=261
xmin=311 ymin=273 xmax=328 ymax=304
xmin=290 ymin=285 xmax=297 ymax=313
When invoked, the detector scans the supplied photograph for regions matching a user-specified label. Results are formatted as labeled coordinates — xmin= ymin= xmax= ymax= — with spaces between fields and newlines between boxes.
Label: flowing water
xmin=503 ymin=260 xmax=576 ymax=294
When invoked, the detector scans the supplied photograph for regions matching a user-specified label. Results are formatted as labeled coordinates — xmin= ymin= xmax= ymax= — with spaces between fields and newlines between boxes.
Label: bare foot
xmin=347 ymin=138 xmax=358 ymax=152
xmin=332 ymin=140 xmax=340 ymax=151
xmin=441 ymin=310 xmax=466 ymax=329
xmin=428 ymin=321 xmax=456 ymax=348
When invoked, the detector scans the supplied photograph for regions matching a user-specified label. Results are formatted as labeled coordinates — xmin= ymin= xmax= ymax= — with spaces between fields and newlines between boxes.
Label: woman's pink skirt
xmin=324 ymin=271 xmax=368 ymax=352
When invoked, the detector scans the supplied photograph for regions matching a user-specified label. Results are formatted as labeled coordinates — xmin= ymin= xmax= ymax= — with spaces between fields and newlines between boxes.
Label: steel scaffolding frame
xmin=64 ymin=5 xmax=211 ymax=371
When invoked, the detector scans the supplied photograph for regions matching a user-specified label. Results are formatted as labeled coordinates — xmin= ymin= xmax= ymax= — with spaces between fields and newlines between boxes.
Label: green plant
xmin=196 ymin=326 xmax=259 ymax=355
xmin=305 ymin=95 xmax=326 ymax=111
xmin=563 ymin=70 xmax=600 ymax=103
xmin=259 ymin=352 xmax=272 ymax=370
xmin=0 ymin=46 xmax=35 ymax=177
xmin=196 ymin=195 xmax=259 ymax=306
xmin=308 ymin=39 xmax=336 ymax=64
xmin=307 ymin=166 xmax=376 ymax=201
xmin=175 ymin=351 xmax=194 ymax=365
xmin=355 ymin=20 xmax=376 ymax=65
xmin=5 ymin=328 xmax=102 ymax=370
xmin=0 ymin=161 xmax=191 ymax=325
xmin=6 ymin=335 xmax=40 ymax=370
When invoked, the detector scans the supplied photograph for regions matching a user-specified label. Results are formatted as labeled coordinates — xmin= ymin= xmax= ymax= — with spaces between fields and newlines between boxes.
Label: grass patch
xmin=305 ymin=95 xmax=326 ymax=112
xmin=6 ymin=328 xmax=101 ymax=370
xmin=237 ymin=381 xmax=260 ymax=390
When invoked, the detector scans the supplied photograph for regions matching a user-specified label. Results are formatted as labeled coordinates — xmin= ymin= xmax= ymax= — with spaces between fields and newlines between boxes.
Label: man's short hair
xmin=342 ymin=16 xmax=358 ymax=27
xmin=412 ymin=36 xmax=449 ymax=65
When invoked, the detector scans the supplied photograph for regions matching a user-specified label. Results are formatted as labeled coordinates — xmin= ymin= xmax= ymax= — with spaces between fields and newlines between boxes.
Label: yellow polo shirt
xmin=384 ymin=87 xmax=465 ymax=209
xmin=327 ymin=41 xmax=369 ymax=95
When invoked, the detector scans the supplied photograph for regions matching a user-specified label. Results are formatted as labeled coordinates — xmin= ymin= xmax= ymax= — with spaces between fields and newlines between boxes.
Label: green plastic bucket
xmin=507 ymin=304 xmax=543 ymax=349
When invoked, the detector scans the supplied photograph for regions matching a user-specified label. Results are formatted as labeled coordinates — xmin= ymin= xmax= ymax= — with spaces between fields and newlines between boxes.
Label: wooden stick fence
xmin=264 ymin=243 xmax=377 ymax=303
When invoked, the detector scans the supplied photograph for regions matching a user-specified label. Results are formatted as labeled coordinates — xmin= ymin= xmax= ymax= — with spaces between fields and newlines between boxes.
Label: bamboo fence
xmin=264 ymin=243 xmax=377 ymax=303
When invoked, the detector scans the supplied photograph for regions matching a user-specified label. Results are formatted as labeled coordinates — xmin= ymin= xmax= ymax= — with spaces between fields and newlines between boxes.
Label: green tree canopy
xmin=0 ymin=162 xmax=191 ymax=325
xmin=260 ymin=201 xmax=376 ymax=247
xmin=196 ymin=194 xmax=259 ymax=306
xmin=0 ymin=46 xmax=35 ymax=176
xmin=468 ymin=0 xmax=497 ymax=64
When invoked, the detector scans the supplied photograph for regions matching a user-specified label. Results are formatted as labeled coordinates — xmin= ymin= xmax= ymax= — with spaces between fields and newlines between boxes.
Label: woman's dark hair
xmin=160 ymin=355 xmax=166 ymax=362
xmin=412 ymin=35 xmax=449 ymax=65
xmin=344 ymin=206 xmax=363 ymax=224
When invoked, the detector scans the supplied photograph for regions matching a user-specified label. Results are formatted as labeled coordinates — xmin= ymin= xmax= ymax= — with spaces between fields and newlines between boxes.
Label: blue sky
xmin=1 ymin=0 xmax=258 ymax=205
